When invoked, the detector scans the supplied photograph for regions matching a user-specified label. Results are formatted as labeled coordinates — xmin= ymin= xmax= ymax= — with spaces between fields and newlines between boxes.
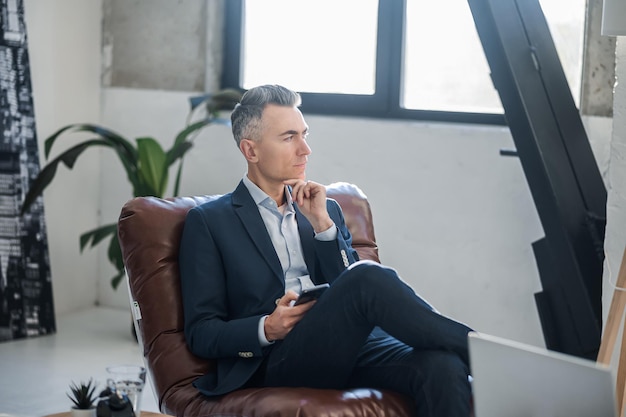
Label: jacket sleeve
xmin=312 ymin=199 xmax=359 ymax=284
xmin=179 ymin=206 xmax=265 ymax=360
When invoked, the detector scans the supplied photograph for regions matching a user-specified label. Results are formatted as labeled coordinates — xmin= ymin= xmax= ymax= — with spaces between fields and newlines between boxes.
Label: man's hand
xmin=264 ymin=291 xmax=316 ymax=342
xmin=284 ymin=179 xmax=333 ymax=233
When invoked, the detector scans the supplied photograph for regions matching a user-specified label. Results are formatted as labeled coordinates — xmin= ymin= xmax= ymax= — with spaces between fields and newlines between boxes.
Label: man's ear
xmin=239 ymin=139 xmax=258 ymax=162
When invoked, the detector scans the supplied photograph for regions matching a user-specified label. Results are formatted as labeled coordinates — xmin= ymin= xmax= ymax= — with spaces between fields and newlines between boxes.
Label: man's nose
xmin=299 ymin=138 xmax=312 ymax=155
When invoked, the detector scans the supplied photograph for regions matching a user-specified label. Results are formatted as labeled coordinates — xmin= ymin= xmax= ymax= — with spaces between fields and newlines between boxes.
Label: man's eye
xmin=284 ymin=136 xmax=293 ymax=141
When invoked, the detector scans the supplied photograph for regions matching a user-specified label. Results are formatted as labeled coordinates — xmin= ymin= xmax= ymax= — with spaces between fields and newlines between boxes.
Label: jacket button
xmin=341 ymin=250 xmax=349 ymax=267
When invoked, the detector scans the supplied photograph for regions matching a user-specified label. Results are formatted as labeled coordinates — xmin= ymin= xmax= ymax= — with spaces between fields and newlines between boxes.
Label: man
xmin=179 ymin=84 xmax=473 ymax=417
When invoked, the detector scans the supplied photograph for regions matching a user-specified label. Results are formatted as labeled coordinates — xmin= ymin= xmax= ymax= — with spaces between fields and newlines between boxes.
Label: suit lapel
xmin=294 ymin=204 xmax=317 ymax=279
xmin=232 ymin=181 xmax=284 ymax=284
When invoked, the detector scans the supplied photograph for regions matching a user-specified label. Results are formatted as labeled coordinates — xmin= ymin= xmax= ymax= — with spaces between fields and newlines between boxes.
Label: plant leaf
xmin=67 ymin=378 xmax=97 ymax=409
xmin=171 ymin=118 xmax=212 ymax=150
xmin=189 ymin=94 xmax=211 ymax=111
xmin=137 ymin=137 xmax=167 ymax=197
xmin=78 ymin=225 xmax=125 ymax=290
xmin=42 ymin=123 xmax=141 ymax=197
xmin=166 ymin=141 xmax=194 ymax=167
xmin=108 ymin=233 xmax=125 ymax=290
xmin=21 ymin=139 xmax=124 ymax=215
xmin=108 ymin=232 xmax=123 ymax=270
xmin=172 ymin=159 xmax=185 ymax=197
xmin=110 ymin=269 xmax=126 ymax=291
xmin=79 ymin=223 xmax=117 ymax=252
xmin=44 ymin=123 xmax=135 ymax=161
xmin=188 ymin=88 xmax=242 ymax=112
xmin=167 ymin=140 xmax=194 ymax=197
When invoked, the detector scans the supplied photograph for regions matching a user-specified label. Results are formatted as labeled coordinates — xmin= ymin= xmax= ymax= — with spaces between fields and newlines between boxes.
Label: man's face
xmin=250 ymin=104 xmax=311 ymax=183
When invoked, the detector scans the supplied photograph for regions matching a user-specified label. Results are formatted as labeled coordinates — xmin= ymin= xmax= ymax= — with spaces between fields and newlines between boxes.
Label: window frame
xmin=222 ymin=0 xmax=507 ymax=125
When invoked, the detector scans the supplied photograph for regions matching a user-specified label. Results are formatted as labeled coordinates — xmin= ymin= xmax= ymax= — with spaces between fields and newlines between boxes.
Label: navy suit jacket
xmin=179 ymin=180 xmax=359 ymax=396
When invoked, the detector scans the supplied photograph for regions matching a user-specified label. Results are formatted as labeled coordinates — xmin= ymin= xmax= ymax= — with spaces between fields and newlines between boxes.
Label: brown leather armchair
xmin=118 ymin=182 xmax=414 ymax=417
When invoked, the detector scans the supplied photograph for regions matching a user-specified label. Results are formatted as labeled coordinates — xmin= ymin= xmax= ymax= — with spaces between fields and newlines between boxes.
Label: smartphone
xmin=293 ymin=283 xmax=330 ymax=306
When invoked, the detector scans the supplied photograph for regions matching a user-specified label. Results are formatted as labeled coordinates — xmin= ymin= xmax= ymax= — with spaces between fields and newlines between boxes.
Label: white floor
xmin=0 ymin=307 xmax=160 ymax=417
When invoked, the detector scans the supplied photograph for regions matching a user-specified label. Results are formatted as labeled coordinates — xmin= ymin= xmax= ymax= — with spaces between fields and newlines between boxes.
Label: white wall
xmin=24 ymin=0 xmax=103 ymax=315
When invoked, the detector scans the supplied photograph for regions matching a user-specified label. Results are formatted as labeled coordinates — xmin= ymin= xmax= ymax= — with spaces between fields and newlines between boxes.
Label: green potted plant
xmin=67 ymin=378 xmax=98 ymax=417
xmin=20 ymin=89 xmax=242 ymax=290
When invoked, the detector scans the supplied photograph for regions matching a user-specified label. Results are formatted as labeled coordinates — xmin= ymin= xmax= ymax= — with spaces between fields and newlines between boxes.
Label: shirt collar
xmin=242 ymin=175 xmax=294 ymax=210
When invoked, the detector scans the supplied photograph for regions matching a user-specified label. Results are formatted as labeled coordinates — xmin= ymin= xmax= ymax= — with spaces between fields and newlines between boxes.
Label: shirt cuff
xmin=258 ymin=315 xmax=274 ymax=347
xmin=314 ymin=223 xmax=337 ymax=241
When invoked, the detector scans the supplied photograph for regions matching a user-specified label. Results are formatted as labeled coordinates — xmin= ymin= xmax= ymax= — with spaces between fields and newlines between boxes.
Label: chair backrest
xmin=118 ymin=182 xmax=387 ymax=414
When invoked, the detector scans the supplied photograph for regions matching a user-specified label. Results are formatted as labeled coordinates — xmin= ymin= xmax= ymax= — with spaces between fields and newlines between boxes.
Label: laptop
xmin=468 ymin=332 xmax=617 ymax=417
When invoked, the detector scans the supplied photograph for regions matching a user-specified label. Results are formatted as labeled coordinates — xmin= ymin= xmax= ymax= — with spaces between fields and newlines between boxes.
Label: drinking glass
xmin=106 ymin=364 xmax=146 ymax=417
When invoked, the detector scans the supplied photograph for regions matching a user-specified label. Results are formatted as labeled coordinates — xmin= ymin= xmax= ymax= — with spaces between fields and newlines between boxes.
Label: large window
xmin=222 ymin=0 xmax=586 ymax=124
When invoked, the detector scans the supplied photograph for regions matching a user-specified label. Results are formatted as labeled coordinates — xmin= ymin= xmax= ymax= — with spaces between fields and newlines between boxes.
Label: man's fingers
xmin=280 ymin=290 xmax=298 ymax=306
xmin=284 ymin=179 xmax=322 ymax=206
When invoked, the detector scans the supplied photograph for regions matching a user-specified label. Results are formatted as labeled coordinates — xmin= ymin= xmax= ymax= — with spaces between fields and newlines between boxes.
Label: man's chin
xmin=283 ymin=169 xmax=306 ymax=182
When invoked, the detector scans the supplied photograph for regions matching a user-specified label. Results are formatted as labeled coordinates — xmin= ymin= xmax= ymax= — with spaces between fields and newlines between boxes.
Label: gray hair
xmin=230 ymin=84 xmax=302 ymax=146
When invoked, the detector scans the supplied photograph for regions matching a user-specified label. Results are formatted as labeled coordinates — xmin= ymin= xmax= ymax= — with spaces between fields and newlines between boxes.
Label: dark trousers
xmin=261 ymin=260 xmax=473 ymax=417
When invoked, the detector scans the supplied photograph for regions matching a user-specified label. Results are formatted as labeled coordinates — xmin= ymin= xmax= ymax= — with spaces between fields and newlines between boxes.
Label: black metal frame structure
xmin=467 ymin=0 xmax=607 ymax=359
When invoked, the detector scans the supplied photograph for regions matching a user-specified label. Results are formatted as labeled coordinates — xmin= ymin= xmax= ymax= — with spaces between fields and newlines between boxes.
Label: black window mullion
xmin=221 ymin=0 xmax=244 ymax=89
xmin=377 ymin=0 xmax=404 ymax=117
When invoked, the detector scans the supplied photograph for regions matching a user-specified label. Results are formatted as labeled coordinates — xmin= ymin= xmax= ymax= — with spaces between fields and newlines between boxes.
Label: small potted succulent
xmin=67 ymin=378 xmax=98 ymax=417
